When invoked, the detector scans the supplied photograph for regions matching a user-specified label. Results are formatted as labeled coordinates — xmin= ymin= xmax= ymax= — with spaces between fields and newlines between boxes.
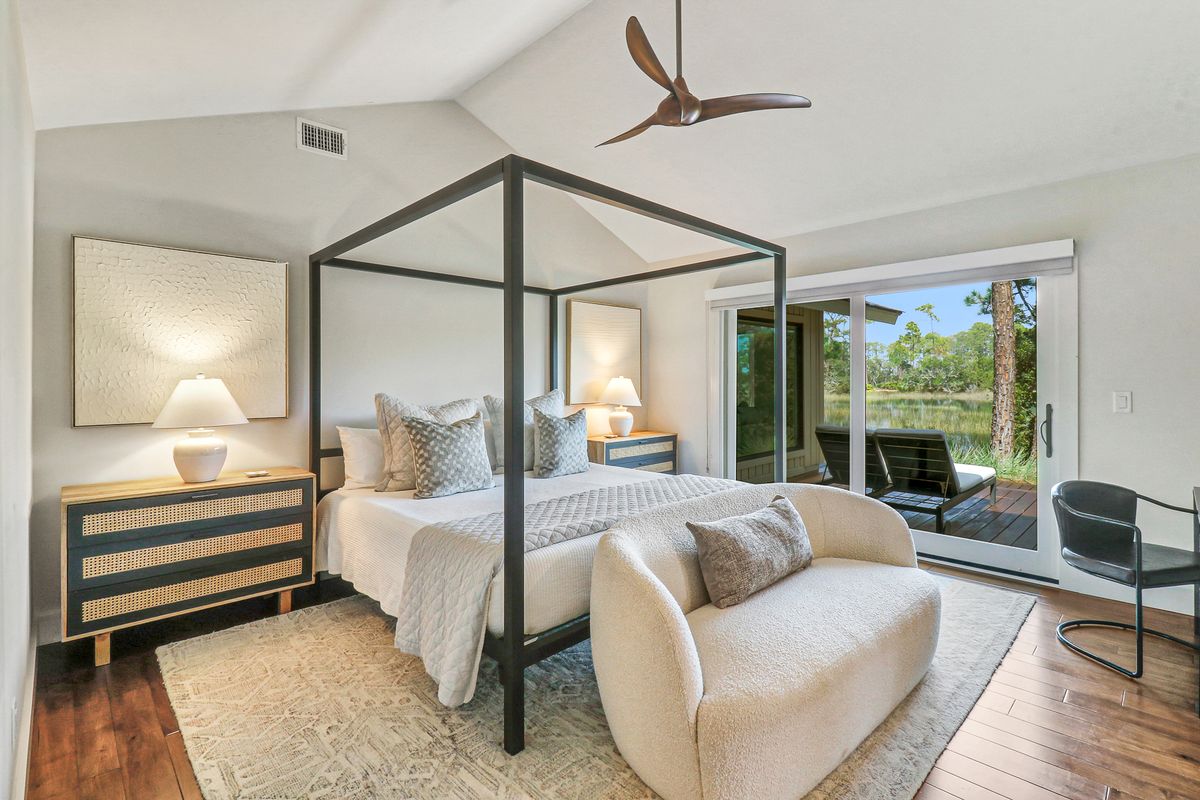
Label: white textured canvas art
xmin=73 ymin=237 xmax=288 ymax=426
xmin=566 ymin=300 xmax=642 ymax=404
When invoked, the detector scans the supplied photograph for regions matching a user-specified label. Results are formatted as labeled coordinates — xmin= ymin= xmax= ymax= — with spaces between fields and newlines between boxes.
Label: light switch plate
xmin=1113 ymin=391 xmax=1132 ymax=413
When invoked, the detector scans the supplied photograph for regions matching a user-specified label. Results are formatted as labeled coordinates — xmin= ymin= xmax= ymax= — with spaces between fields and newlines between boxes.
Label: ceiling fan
xmin=598 ymin=0 xmax=811 ymax=146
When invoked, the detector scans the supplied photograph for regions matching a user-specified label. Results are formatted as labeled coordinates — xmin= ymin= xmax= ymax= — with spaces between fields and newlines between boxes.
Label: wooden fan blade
xmin=697 ymin=93 xmax=812 ymax=122
xmin=597 ymin=116 xmax=658 ymax=147
xmin=625 ymin=17 xmax=674 ymax=93
xmin=672 ymin=76 xmax=702 ymax=125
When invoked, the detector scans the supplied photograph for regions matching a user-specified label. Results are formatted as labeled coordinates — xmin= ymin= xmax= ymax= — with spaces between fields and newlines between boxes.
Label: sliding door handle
xmin=1039 ymin=403 xmax=1053 ymax=458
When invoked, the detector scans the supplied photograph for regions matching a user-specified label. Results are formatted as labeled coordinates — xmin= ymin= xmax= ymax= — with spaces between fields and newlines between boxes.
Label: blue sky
xmin=867 ymin=281 xmax=995 ymax=346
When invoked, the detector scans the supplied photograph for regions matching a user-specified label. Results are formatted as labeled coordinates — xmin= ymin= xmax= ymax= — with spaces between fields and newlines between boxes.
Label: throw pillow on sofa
xmin=686 ymin=495 xmax=814 ymax=608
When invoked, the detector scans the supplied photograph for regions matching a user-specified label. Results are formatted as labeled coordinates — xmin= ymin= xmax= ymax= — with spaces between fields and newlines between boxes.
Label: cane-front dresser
xmin=586 ymin=431 xmax=678 ymax=474
xmin=61 ymin=466 xmax=315 ymax=665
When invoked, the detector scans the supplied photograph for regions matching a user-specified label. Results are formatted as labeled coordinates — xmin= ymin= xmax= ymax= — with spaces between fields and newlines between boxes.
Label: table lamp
xmin=153 ymin=374 xmax=248 ymax=482
xmin=599 ymin=376 xmax=641 ymax=437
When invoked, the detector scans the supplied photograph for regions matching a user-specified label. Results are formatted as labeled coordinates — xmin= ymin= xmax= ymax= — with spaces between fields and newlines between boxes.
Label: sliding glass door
xmin=720 ymin=244 xmax=1077 ymax=581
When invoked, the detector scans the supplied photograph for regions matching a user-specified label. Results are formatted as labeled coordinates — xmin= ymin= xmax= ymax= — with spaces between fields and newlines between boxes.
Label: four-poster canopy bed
xmin=308 ymin=154 xmax=788 ymax=754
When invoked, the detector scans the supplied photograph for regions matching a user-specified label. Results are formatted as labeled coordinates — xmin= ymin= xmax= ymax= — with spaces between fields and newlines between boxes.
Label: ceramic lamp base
xmin=608 ymin=406 xmax=634 ymax=437
xmin=173 ymin=429 xmax=228 ymax=483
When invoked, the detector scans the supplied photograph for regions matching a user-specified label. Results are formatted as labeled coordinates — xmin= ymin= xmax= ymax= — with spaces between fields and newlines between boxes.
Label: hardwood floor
xmin=24 ymin=569 xmax=1199 ymax=800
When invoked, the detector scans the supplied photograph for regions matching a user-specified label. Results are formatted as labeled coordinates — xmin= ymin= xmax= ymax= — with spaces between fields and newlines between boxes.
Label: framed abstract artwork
xmin=566 ymin=299 xmax=642 ymax=405
xmin=72 ymin=236 xmax=288 ymax=426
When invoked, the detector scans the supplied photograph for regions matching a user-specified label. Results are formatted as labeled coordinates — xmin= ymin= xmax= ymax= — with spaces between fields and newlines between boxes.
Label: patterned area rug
xmin=158 ymin=575 xmax=1034 ymax=799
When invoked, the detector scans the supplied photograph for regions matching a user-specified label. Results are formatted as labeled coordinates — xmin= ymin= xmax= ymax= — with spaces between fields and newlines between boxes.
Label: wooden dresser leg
xmin=94 ymin=632 xmax=111 ymax=667
xmin=277 ymin=589 xmax=293 ymax=615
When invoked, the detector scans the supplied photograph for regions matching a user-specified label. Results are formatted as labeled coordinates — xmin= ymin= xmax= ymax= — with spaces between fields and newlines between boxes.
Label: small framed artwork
xmin=566 ymin=300 xmax=642 ymax=404
xmin=73 ymin=236 xmax=288 ymax=426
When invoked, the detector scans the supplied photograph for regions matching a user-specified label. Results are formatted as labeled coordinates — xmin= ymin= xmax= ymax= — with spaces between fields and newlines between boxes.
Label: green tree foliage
xmin=820 ymin=280 xmax=1037 ymax=458
xmin=840 ymin=316 xmax=996 ymax=395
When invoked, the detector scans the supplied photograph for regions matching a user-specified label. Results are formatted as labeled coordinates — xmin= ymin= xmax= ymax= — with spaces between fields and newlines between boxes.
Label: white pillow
xmin=483 ymin=388 xmax=565 ymax=473
xmin=336 ymin=426 xmax=385 ymax=490
xmin=374 ymin=394 xmax=479 ymax=491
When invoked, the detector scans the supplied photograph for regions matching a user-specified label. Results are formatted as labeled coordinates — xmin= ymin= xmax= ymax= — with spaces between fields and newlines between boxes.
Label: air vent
xmin=296 ymin=117 xmax=347 ymax=159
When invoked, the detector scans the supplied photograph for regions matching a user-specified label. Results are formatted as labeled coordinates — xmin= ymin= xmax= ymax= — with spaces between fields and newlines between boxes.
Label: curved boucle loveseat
xmin=591 ymin=483 xmax=940 ymax=800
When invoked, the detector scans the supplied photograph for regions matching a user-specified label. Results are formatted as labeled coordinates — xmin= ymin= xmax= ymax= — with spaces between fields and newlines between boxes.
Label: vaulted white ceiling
xmin=20 ymin=0 xmax=591 ymax=129
xmin=461 ymin=0 xmax=1200 ymax=261
xmin=20 ymin=0 xmax=1200 ymax=263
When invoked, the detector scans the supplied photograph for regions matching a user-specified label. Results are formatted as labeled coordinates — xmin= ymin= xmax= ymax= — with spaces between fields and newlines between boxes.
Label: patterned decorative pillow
xmin=374 ymin=394 xmax=478 ymax=492
xmin=685 ymin=495 xmax=814 ymax=608
xmin=400 ymin=413 xmax=495 ymax=499
xmin=532 ymin=408 xmax=589 ymax=478
xmin=482 ymin=388 xmax=565 ymax=473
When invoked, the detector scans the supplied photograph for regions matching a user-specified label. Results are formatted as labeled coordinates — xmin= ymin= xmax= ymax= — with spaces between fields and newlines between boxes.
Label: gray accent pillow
xmin=374 ymin=394 xmax=478 ymax=492
xmin=685 ymin=495 xmax=814 ymax=608
xmin=483 ymin=388 xmax=565 ymax=473
xmin=533 ymin=408 xmax=589 ymax=478
xmin=400 ymin=412 xmax=495 ymax=499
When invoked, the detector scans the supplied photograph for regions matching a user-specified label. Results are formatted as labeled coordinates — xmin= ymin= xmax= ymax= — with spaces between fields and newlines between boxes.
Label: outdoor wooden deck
xmin=798 ymin=472 xmax=1037 ymax=550
xmin=900 ymin=481 xmax=1037 ymax=550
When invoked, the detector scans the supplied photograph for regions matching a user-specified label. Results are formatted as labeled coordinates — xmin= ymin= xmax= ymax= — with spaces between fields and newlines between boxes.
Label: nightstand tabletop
xmin=586 ymin=430 xmax=674 ymax=443
xmin=62 ymin=466 xmax=314 ymax=505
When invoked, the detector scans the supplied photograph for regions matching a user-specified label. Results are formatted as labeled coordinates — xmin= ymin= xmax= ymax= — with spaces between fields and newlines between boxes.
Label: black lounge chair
xmin=872 ymin=428 xmax=998 ymax=532
xmin=814 ymin=424 xmax=892 ymax=497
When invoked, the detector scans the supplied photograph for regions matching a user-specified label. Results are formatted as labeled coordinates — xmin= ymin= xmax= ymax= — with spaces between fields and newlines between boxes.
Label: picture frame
xmin=565 ymin=299 xmax=642 ymax=405
xmin=72 ymin=236 xmax=288 ymax=426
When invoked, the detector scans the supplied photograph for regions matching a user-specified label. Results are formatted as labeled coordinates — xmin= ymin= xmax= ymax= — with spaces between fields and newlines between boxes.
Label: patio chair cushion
xmin=954 ymin=463 xmax=996 ymax=494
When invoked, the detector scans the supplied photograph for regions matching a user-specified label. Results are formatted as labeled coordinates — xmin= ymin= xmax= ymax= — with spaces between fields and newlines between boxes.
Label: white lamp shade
xmin=599 ymin=376 xmax=641 ymax=407
xmin=153 ymin=374 xmax=249 ymax=429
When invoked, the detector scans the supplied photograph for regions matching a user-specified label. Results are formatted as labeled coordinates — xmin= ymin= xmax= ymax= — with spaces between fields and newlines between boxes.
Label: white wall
xmin=32 ymin=101 xmax=649 ymax=641
xmin=0 ymin=0 xmax=34 ymax=795
xmin=649 ymin=153 xmax=1200 ymax=614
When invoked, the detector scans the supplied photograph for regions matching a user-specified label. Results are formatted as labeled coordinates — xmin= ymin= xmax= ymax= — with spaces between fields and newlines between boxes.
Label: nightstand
xmin=61 ymin=466 xmax=315 ymax=666
xmin=587 ymin=431 xmax=678 ymax=474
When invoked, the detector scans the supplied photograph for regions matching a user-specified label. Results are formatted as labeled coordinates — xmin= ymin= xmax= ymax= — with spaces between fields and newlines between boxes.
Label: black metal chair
xmin=873 ymin=428 xmax=998 ymax=532
xmin=1051 ymin=480 xmax=1200 ymax=685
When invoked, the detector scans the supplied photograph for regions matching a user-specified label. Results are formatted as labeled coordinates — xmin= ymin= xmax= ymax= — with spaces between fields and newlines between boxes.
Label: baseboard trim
xmin=9 ymin=634 xmax=36 ymax=800
xmin=917 ymin=553 xmax=1059 ymax=586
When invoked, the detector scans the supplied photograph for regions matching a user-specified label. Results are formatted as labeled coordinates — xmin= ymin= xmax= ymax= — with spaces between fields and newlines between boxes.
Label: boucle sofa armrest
xmin=591 ymin=531 xmax=705 ymax=800
xmin=781 ymin=485 xmax=917 ymax=568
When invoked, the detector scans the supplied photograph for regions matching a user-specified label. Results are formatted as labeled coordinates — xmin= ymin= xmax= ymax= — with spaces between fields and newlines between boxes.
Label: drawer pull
xmin=189 ymin=492 xmax=220 ymax=500
xmin=81 ymin=558 xmax=304 ymax=622
xmin=81 ymin=487 xmax=304 ymax=536
xmin=81 ymin=523 xmax=305 ymax=579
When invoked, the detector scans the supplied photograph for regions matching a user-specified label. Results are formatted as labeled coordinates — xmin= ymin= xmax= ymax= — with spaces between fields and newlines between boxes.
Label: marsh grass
xmin=823 ymin=392 xmax=1037 ymax=485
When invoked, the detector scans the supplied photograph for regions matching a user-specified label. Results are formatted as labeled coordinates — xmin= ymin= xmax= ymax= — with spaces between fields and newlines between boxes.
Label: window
xmin=735 ymin=314 xmax=801 ymax=460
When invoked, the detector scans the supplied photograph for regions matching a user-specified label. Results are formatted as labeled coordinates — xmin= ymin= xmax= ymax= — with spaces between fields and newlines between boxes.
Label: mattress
xmin=316 ymin=463 xmax=668 ymax=636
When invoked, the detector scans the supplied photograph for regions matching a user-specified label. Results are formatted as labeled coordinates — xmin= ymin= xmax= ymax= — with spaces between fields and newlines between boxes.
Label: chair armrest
xmin=780 ymin=485 xmax=917 ymax=568
xmin=591 ymin=532 xmax=705 ymax=800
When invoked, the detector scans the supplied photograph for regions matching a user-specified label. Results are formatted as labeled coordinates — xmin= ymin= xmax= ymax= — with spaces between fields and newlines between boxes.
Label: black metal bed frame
xmin=308 ymin=154 xmax=787 ymax=754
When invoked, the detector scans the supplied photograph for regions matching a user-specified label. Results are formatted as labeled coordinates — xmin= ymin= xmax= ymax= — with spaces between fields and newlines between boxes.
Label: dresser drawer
xmin=66 ymin=478 xmax=312 ymax=548
xmin=606 ymin=436 xmax=675 ymax=463
xmin=595 ymin=434 xmax=677 ymax=475
xmin=65 ymin=548 xmax=312 ymax=638
xmin=68 ymin=513 xmax=312 ymax=590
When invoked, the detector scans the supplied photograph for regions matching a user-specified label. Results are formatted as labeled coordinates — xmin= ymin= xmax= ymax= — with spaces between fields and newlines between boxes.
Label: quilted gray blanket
xmin=394 ymin=474 xmax=739 ymax=706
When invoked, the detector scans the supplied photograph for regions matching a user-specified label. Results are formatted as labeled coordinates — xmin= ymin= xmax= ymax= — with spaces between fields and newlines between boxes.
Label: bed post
xmin=501 ymin=154 xmax=527 ymax=755
xmin=548 ymin=295 xmax=559 ymax=391
xmin=773 ymin=250 xmax=787 ymax=482
xmin=309 ymin=256 xmax=322 ymax=490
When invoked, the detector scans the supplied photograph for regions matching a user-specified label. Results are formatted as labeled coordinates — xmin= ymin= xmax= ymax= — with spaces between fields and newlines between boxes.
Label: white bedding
xmin=316 ymin=463 xmax=667 ymax=636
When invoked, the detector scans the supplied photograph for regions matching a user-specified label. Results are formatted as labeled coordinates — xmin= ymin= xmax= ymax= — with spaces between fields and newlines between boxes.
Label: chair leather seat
xmin=1064 ymin=542 xmax=1200 ymax=588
